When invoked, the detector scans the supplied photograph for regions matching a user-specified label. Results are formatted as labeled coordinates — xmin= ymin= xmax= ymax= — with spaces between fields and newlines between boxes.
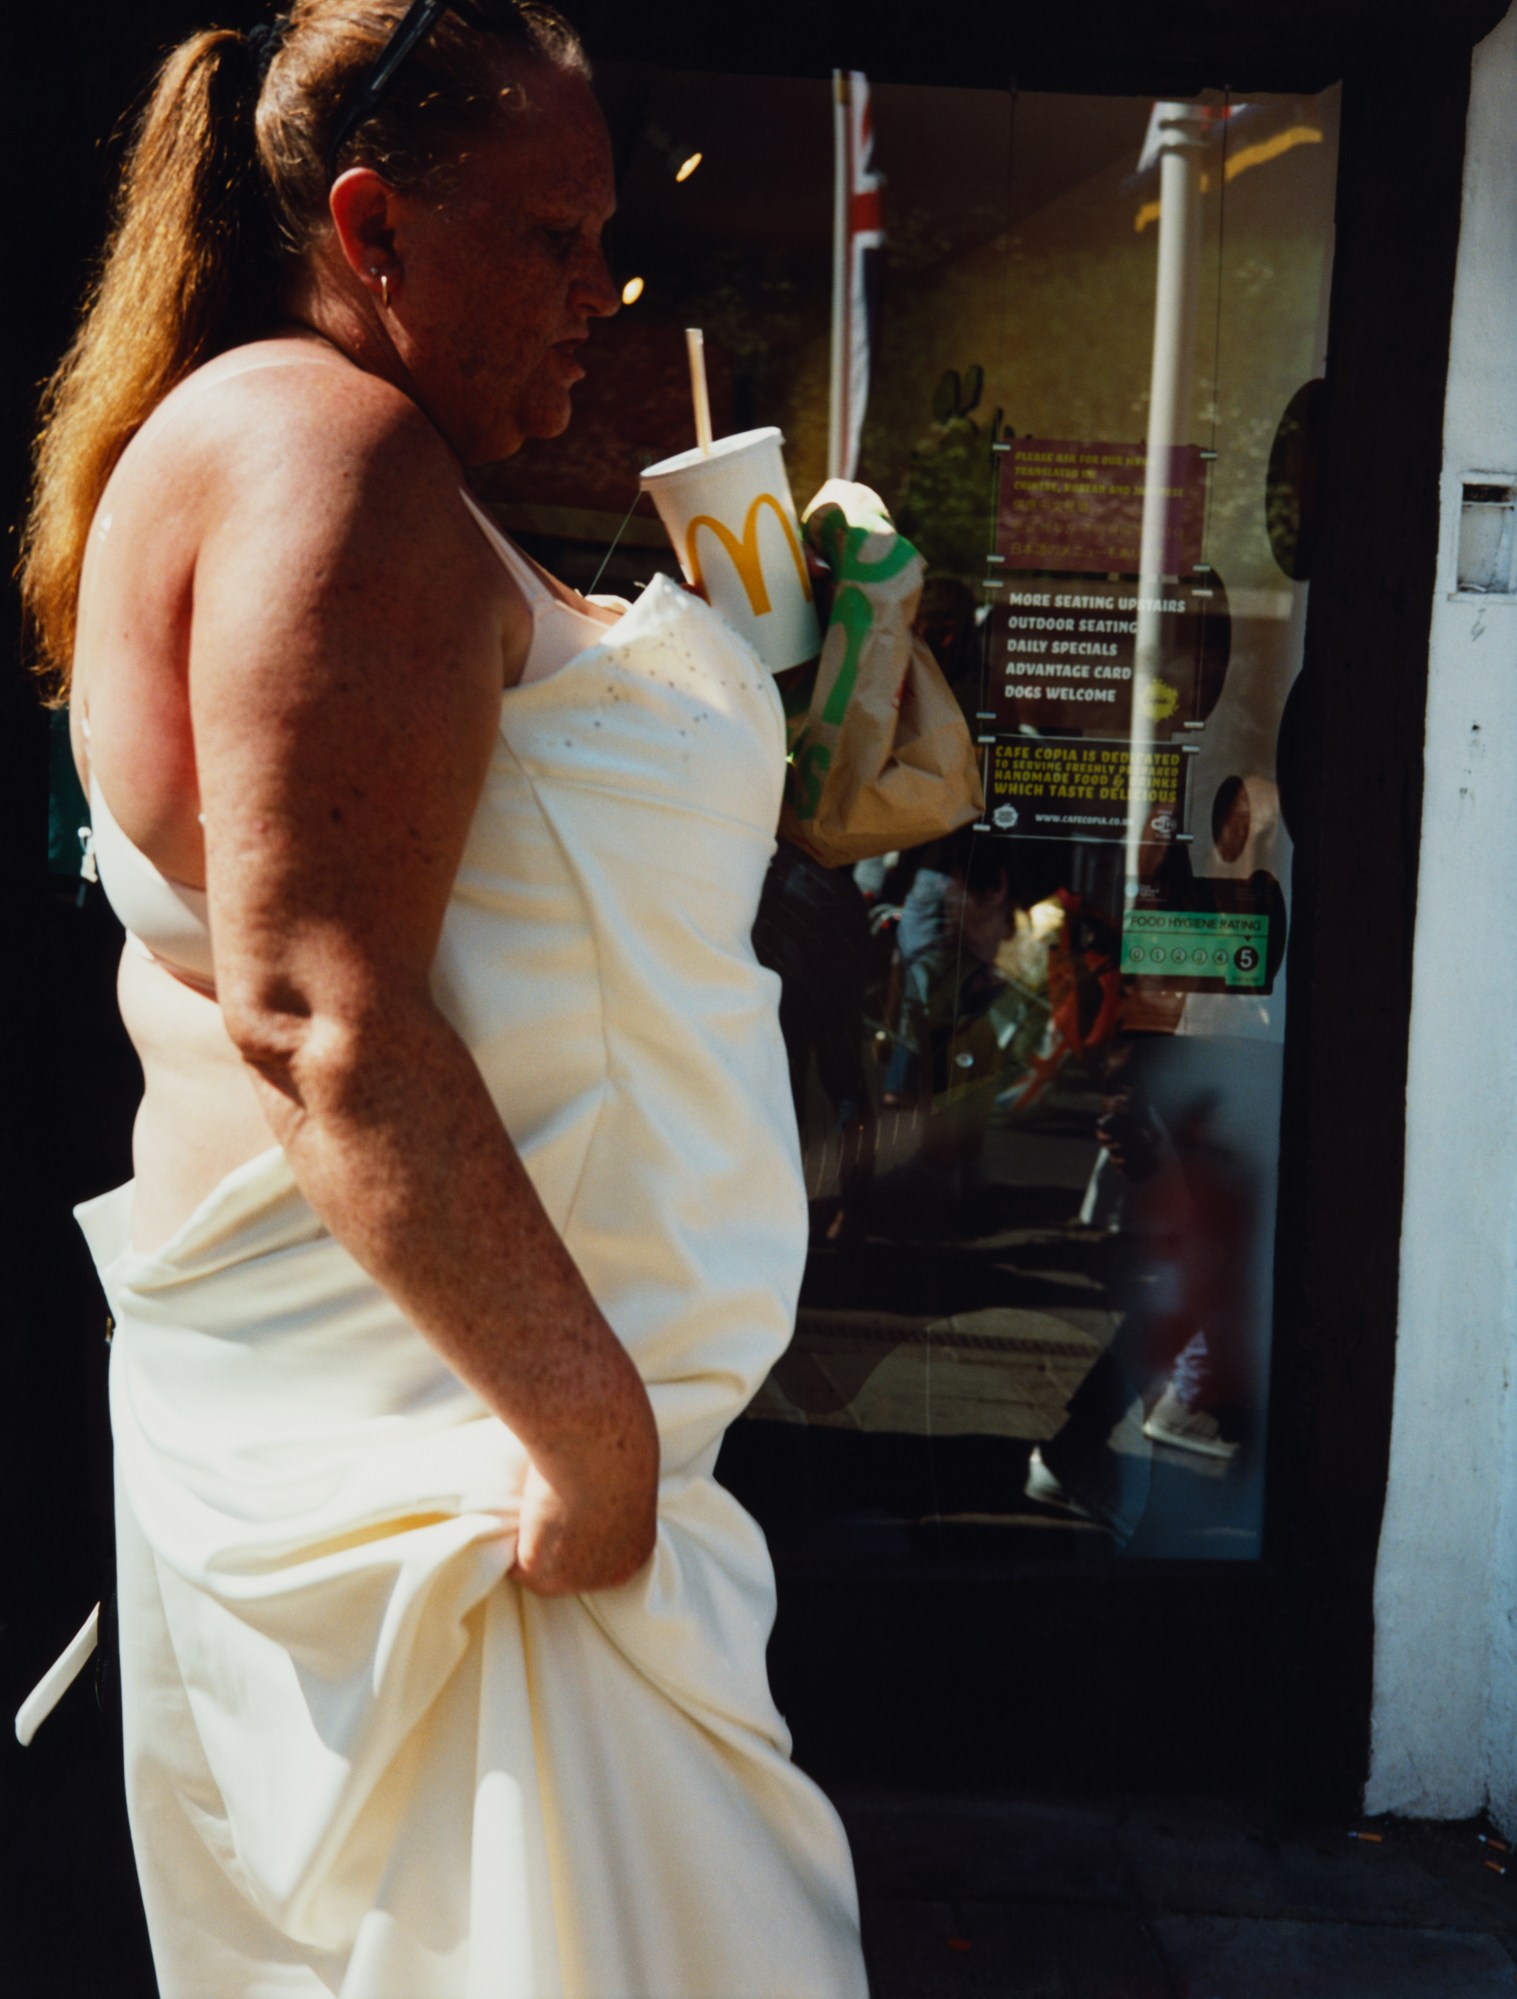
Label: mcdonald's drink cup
xmin=639 ymin=427 xmax=821 ymax=673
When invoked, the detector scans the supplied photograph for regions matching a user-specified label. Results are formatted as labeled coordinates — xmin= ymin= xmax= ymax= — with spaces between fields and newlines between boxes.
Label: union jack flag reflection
xmin=828 ymin=70 xmax=884 ymax=483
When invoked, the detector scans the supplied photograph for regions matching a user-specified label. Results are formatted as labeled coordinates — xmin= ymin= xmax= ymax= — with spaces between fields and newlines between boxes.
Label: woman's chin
xmin=520 ymin=393 xmax=578 ymax=446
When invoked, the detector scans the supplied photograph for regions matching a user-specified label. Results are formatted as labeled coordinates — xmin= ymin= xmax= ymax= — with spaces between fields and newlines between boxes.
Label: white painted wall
xmin=1367 ymin=1 xmax=1517 ymax=1827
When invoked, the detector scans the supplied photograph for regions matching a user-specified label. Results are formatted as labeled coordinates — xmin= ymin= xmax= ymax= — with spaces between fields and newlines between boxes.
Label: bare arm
xmin=189 ymin=379 xmax=656 ymax=1595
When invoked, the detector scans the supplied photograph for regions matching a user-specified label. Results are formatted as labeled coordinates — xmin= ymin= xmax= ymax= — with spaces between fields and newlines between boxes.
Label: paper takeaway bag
xmin=778 ymin=480 xmax=984 ymax=867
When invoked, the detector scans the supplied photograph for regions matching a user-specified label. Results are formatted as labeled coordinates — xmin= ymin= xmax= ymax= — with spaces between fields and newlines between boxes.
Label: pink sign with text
xmin=997 ymin=439 xmax=1207 ymax=575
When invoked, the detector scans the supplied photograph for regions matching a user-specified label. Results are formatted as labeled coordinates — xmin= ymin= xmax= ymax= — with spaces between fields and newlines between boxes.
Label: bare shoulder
xmin=160 ymin=343 xmax=480 ymax=563
xmin=76 ymin=340 xmax=518 ymax=899
xmin=91 ymin=339 xmax=500 ymax=651
xmin=156 ymin=343 xmax=521 ymax=716
xmin=168 ymin=346 xmax=514 ymax=726
xmin=180 ymin=347 xmax=514 ymax=977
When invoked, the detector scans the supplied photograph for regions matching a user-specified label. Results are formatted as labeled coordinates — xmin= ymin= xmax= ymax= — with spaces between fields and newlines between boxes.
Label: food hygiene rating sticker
xmin=1120 ymin=910 xmax=1269 ymax=989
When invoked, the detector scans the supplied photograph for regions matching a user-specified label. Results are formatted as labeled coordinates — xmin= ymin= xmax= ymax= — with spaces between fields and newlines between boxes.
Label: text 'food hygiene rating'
xmin=1120 ymin=909 xmax=1269 ymax=990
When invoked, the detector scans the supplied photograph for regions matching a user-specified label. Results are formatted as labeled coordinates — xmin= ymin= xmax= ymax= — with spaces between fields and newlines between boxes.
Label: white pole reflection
xmin=1127 ymin=102 xmax=1210 ymax=905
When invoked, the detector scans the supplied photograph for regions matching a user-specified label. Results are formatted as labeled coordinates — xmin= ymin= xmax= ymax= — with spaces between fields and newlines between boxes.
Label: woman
xmin=22 ymin=4 xmax=868 ymax=1992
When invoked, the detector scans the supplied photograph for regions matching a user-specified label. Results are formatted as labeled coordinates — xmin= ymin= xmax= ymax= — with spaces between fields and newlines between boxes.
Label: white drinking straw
xmin=685 ymin=326 xmax=714 ymax=456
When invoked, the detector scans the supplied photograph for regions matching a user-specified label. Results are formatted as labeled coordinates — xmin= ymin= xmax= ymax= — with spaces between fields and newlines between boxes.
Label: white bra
xmin=84 ymin=766 xmax=216 ymax=993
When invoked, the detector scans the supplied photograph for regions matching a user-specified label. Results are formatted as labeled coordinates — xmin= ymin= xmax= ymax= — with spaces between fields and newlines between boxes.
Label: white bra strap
xmin=457 ymin=490 xmax=554 ymax=612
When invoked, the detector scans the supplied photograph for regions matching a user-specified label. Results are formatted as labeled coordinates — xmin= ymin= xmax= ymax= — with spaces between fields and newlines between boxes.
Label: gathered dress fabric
xmin=76 ymin=573 xmax=868 ymax=1998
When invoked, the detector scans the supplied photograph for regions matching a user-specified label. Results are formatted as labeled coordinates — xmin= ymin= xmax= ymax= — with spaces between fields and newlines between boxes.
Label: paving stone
xmin=860 ymin=1899 xmax=986 ymax=1998
xmin=1375 ymin=1818 xmax=1517 ymax=1948
xmin=961 ymin=1903 xmax=1173 ymax=1997
xmin=1152 ymin=1915 xmax=1517 ymax=1998
xmin=839 ymin=1794 xmax=1131 ymax=1908
xmin=842 ymin=1793 xmax=1517 ymax=1997
xmin=1113 ymin=1796 xmax=1464 ymax=1927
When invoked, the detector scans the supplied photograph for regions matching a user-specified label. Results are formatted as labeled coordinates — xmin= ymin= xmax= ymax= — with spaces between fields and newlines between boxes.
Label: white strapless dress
xmin=76 ymin=576 xmax=868 ymax=1999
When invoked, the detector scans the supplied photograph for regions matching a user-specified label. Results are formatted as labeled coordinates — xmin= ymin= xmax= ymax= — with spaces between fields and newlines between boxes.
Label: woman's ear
xmin=327 ymin=167 xmax=401 ymax=286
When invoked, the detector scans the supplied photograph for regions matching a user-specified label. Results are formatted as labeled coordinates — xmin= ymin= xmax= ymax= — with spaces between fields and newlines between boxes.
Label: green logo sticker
xmin=1120 ymin=910 xmax=1269 ymax=989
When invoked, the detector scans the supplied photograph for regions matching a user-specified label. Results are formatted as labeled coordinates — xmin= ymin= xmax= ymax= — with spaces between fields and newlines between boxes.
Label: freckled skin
xmin=319 ymin=67 xmax=621 ymax=470
xmin=72 ymin=64 xmax=659 ymax=1599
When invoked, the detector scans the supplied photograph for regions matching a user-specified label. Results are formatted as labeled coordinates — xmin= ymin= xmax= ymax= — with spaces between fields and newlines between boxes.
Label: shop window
xmin=487 ymin=68 xmax=1341 ymax=1564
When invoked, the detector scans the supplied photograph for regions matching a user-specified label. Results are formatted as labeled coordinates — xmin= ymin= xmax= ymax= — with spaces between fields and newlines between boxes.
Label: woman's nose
xmin=575 ymin=245 xmax=620 ymax=319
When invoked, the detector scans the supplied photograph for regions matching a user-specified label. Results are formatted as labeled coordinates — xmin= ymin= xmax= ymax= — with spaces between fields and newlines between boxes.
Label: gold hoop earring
xmin=380 ymin=272 xmax=392 ymax=312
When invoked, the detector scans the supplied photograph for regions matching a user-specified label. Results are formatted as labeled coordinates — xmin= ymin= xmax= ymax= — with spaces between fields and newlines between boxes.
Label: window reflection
xmin=483 ymin=69 xmax=1340 ymax=1562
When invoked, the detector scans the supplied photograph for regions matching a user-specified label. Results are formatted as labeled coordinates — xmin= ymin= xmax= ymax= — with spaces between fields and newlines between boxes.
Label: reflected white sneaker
xmin=1142 ymin=1385 xmax=1239 ymax=1460
xmin=1024 ymin=1446 xmax=1093 ymax=1518
xmin=1026 ymin=1438 xmax=1149 ymax=1542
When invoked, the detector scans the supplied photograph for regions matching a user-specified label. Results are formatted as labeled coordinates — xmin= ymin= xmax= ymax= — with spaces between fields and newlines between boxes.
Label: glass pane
xmin=484 ymin=70 xmax=1340 ymax=1563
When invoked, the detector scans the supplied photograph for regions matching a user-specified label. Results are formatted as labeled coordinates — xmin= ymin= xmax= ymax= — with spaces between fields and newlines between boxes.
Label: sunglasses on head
xmin=327 ymin=0 xmax=523 ymax=174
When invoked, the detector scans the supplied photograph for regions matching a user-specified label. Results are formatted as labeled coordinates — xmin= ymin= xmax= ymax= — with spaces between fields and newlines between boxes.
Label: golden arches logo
xmin=685 ymin=494 xmax=813 ymax=616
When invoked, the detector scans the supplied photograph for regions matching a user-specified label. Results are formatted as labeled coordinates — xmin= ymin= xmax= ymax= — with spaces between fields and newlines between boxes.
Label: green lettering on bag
xmin=791 ymin=739 xmax=832 ymax=820
xmin=837 ymin=524 xmax=918 ymax=584
xmin=806 ymin=510 xmax=853 ymax=573
xmin=820 ymin=585 xmax=874 ymax=726
xmin=807 ymin=510 xmax=919 ymax=583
